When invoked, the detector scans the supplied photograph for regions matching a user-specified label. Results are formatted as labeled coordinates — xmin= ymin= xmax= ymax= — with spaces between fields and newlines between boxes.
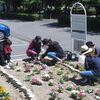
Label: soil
xmin=0 ymin=70 xmax=26 ymax=100
xmin=1 ymin=60 xmax=100 ymax=100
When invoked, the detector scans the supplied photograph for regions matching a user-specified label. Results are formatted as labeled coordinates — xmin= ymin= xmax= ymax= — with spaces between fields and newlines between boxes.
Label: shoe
xmin=89 ymin=80 xmax=94 ymax=86
xmin=81 ymin=79 xmax=88 ymax=84
xmin=4 ymin=65 xmax=10 ymax=69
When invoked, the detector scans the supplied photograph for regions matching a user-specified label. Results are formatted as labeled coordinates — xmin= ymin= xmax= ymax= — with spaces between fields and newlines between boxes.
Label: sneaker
xmin=81 ymin=79 xmax=88 ymax=84
xmin=4 ymin=65 xmax=10 ymax=69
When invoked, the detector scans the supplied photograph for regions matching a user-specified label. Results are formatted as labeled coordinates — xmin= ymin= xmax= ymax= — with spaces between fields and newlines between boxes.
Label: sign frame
xmin=70 ymin=2 xmax=87 ymax=53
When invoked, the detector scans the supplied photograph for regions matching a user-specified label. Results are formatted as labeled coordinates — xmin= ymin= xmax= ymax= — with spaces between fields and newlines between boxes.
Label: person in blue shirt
xmin=80 ymin=45 xmax=100 ymax=85
xmin=86 ymin=41 xmax=100 ymax=57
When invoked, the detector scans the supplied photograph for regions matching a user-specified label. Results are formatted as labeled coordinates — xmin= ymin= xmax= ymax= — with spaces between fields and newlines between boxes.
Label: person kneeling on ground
xmin=40 ymin=38 xmax=65 ymax=65
xmin=80 ymin=44 xmax=100 ymax=85
xmin=3 ymin=37 xmax=12 ymax=64
xmin=26 ymin=36 xmax=42 ymax=60
xmin=85 ymin=41 xmax=100 ymax=57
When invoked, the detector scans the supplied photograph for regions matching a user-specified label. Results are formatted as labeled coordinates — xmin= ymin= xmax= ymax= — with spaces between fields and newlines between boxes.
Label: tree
xmin=0 ymin=0 xmax=23 ymax=12
xmin=22 ymin=0 xmax=42 ymax=13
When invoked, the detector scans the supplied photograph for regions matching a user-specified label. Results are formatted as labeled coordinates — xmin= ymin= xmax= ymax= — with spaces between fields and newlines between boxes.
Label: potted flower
xmin=85 ymin=88 xmax=93 ymax=94
xmin=57 ymin=85 xmax=64 ymax=93
xmin=95 ymin=89 xmax=100 ymax=100
xmin=31 ymin=77 xmax=43 ymax=85
xmin=49 ymin=89 xmax=58 ymax=100
xmin=70 ymin=90 xmax=79 ymax=99
xmin=76 ymin=86 xmax=81 ymax=91
xmin=62 ymin=73 xmax=69 ymax=81
xmin=57 ymin=70 xmax=63 ymax=76
xmin=95 ymin=89 xmax=100 ymax=96
xmin=48 ymin=80 xmax=54 ymax=86
xmin=42 ymin=73 xmax=50 ymax=81
xmin=66 ymin=84 xmax=74 ymax=91
xmin=59 ymin=78 xmax=64 ymax=84
xmin=78 ymin=91 xmax=86 ymax=100
xmin=23 ymin=63 xmax=33 ymax=72
xmin=95 ymin=96 xmax=100 ymax=100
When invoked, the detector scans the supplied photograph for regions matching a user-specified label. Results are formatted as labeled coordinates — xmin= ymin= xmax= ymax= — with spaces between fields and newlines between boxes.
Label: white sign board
xmin=70 ymin=2 xmax=87 ymax=53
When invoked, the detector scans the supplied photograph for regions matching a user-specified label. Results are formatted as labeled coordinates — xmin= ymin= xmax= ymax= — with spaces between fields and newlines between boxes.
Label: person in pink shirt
xmin=26 ymin=36 xmax=42 ymax=60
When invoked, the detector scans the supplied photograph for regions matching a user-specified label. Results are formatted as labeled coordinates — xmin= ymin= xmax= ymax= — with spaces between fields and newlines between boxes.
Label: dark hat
xmin=86 ymin=41 xmax=94 ymax=47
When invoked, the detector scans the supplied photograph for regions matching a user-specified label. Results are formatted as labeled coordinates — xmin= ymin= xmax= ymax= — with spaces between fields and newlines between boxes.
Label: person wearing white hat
xmin=80 ymin=45 xmax=100 ymax=85
xmin=86 ymin=41 xmax=100 ymax=57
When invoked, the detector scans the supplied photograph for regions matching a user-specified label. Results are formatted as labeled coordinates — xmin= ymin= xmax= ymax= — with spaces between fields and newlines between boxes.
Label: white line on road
xmin=12 ymin=44 xmax=28 ymax=47
xmin=11 ymin=58 xmax=24 ymax=61
xmin=11 ymin=54 xmax=26 ymax=57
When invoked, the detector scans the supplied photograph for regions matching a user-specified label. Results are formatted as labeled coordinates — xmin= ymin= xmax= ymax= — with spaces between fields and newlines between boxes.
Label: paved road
xmin=0 ymin=19 xmax=100 ymax=60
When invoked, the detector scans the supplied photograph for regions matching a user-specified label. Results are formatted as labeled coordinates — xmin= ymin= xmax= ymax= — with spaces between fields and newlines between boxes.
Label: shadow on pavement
xmin=42 ymin=22 xmax=68 ymax=28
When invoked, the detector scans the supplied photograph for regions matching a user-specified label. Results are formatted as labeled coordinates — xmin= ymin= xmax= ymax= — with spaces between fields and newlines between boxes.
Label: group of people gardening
xmin=26 ymin=36 xmax=65 ymax=65
xmin=1 ymin=34 xmax=100 ymax=86
xmin=26 ymin=36 xmax=100 ymax=85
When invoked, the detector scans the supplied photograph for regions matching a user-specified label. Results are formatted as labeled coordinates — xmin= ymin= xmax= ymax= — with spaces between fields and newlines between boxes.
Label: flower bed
xmin=0 ymin=86 xmax=11 ymax=100
xmin=0 ymin=71 xmax=26 ymax=100
xmin=4 ymin=60 xmax=100 ymax=100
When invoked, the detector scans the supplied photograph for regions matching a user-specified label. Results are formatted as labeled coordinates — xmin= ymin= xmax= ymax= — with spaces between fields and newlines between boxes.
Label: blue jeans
xmin=80 ymin=71 xmax=96 ymax=80
xmin=47 ymin=52 xmax=57 ymax=60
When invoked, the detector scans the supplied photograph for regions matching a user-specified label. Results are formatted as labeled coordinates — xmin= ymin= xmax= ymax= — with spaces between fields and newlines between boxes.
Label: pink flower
xmin=31 ymin=77 xmax=43 ymax=85
xmin=95 ymin=90 xmax=100 ymax=96
xmin=78 ymin=91 xmax=86 ymax=97
xmin=24 ymin=63 xmax=33 ymax=72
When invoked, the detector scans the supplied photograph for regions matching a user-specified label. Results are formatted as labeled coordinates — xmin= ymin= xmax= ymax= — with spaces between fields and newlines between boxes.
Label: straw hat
xmin=81 ymin=45 xmax=93 ymax=55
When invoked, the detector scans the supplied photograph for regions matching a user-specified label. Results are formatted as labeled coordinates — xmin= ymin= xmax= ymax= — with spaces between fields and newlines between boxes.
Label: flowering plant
xmin=70 ymin=90 xmax=79 ymax=99
xmin=66 ymin=84 xmax=74 ymax=91
xmin=78 ymin=91 xmax=86 ymax=100
xmin=59 ymin=78 xmax=64 ymax=84
xmin=57 ymin=70 xmax=63 ymax=76
xmin=49 ymin=89 xmax=58 ymax=100
xmin=48 ymin=80 xmax=54 ymax=86
xmin=9 ymin=62 xmax=16 ymax=70
xmin=42 ymin=73 xmax=50 ymax=81
xmin=95 ymin=96 xmax=100 ymax=100
xmin=0 ymin=86 xmax=11 ymax=100
xmin=57 ymin=85 xmax=64 ymax=93
xmin=95 ymin=90 xmax=100 ymax=96
xmin=31 ymin=77 xmax=43 ymax=85
xmin=62 ymin=73 xmax=69 ymax=81
xmin=85 ymin=88 xmax=93 ymax=94
xmin=23 ymin=63 xmax=33 ymax=72
xmin=32 ymin=67 xmax=41 ymax=74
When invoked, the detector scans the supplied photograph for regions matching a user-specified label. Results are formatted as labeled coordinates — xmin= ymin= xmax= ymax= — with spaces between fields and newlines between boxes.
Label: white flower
xmin=43 ymin=73 xmax=50 ymax=78
xmin=71 ymin=90 xmax=79 ymax=94
xmin=95 ymin=96 xmax=100 ymax=100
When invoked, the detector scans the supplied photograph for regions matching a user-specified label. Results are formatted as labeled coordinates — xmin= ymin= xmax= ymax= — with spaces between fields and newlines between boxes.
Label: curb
xmin=0 ymin=67 xmax=37 ymax=100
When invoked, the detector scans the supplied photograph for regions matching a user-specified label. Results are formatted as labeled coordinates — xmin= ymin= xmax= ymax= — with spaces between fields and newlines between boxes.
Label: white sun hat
xmin=81 ymin=45 xmax=93 ymax=55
